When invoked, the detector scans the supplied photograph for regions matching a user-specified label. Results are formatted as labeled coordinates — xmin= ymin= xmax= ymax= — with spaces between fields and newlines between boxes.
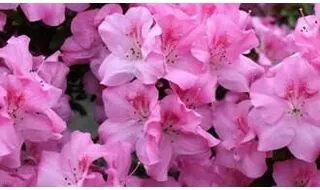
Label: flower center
xmin=129 ymin=95 xmax=150 ymax=123
xmin=183 ymin=95 xmax=196 ymax=110
xmin=293 ymin=165 xmax=312 ymax=187
xmin=288 ymin=106 xmax=303 ymax=117
xmin=162 ymin=113 xmax=180 ymax=138
xmin=6 ymin=89 xmax=25 ymax=120
xmin=284 ymin=81 xmax=317 ymax=117
xmin=181 ymin=88 xmax=202 ymax=109
xmin=209 ymin=35 xmax=230 ymax=69
xmin=64 ymin=157 xmax=89 ymax=186
xmin=162 ymin=31 xmax=180 ymax=65
xmin=165 ymin=51 xmax=178 ymax=65
xmin=295 ymin=178 xmax=308 ymax=187
xmin=125 ymin=46 xmax=143 ymax=60
xmin=125 ymin=25 xmax=143 ymax=60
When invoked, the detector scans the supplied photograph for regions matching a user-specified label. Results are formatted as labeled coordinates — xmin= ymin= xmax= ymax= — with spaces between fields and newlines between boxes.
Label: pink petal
xmin=65 ymin=3 xmax=90 ymax=12
xmin=288 ymin=121 xmax=320 ymax=162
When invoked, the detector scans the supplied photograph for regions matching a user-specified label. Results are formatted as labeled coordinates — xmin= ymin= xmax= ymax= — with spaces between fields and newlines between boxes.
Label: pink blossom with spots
xmin=37 ymin=131 xmax=102 ymax=186
xmin=249 ymin=53 xmax=320 ymax=162
xmin=141 ymin=94 xmax=219 ymax=181
xmin=273 ymin=159 xmax=320 ymax=187
xmin=98 ymin=6 xmax=164 ymax=86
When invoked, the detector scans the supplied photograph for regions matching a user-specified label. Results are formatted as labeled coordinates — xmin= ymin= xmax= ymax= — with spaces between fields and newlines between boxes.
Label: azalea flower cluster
xmin=0 ymin=3 xmax=320 ymax=187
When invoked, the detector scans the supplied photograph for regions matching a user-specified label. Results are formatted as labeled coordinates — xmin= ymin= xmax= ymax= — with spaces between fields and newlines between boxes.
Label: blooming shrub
xmin=0 ymin=3 xmax=319 ymax=187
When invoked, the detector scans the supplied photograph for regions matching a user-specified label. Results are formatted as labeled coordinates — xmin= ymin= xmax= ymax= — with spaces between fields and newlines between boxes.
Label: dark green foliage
xmin=66 ymin=65 xmax=90 ymax=116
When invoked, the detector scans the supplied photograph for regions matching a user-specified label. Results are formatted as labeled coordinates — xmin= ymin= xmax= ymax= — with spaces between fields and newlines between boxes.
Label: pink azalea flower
xmin=0 ymin=36 xmax=72 ymax=124
xmin=99 ymin=80 xmax=159 ymax=149
xmin=273 ymin=159 xmax=320 ymax=187
xmin=32 ymin=52 xmax=73 ymax=122
xmin=0 ymin=36 xmax=64 ymax=95
xmin=37 ymin=131 xmax=102 ymax=186
xmin=0 ymin=36 xmax=66 ymax=94
xmin=213 ymin=100 xmax=256 ymax=149
xmin=154 ymin=10 xmax=205 ymax=89
xmin=288 ymin=11 xmax=320 ymax=70
xmin=252 ymin=16 xmax=296 ymax=66
xmin=191 ymin=14 xmax=263 ymax=92
xmin=61 ymin=10 xmax=102 ymax=65
xmin=0 ymin=75 xmax=66 ymax=141
xmin=141 ymin=94 xmax=219 ymax=181
xmin=98 ymin=6 xmax=164 ymax=86
xmin=249 ymin=53 xmax=320 ymax=162
xmin=61 ymin=4 xmax=122 ymax=66
xmin=32 ymin=51 xmax=69 ymax=91
xmin=170 ymin=72 xmax=217 ymax=130
xmin=0 ymin=74 xmax=66 ymax=167
xmin=213 ymin=100 xmax=267 ymax=178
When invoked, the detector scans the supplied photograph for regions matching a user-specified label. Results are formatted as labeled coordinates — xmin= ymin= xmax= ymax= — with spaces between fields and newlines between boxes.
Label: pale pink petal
xmin=288 ymin=122 xmax=320 ymax=162
xmin=144 ymin=137 xmax=174 ymax=182
xmin=0 ymin=35 xmax=33 ymax=75
xmin=94 ymin=4 xmax=123 ymax=25
xmin=99 ymin=55 xmax=135 ymax=86
xmin=65 ymin=3 xmax=90 ymax=12
xmin=37 ymin=151 xmax=65 ymax=186
xmin=20 ymin=4 xmax=66 ymax=26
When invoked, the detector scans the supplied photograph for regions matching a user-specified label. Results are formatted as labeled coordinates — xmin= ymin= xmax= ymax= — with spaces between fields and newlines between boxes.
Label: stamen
xmin=299 ymin=8 xmax=312 ymax=29
xmin=35 ymin=60 xmax=45 ymax=75
xmin=128 ymin=161 xmax=141 ymax=177
xmin=123 ymin=161 xmax=141 ymax=186
xmin=299 ymin=8 xmax=305 ymax=18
